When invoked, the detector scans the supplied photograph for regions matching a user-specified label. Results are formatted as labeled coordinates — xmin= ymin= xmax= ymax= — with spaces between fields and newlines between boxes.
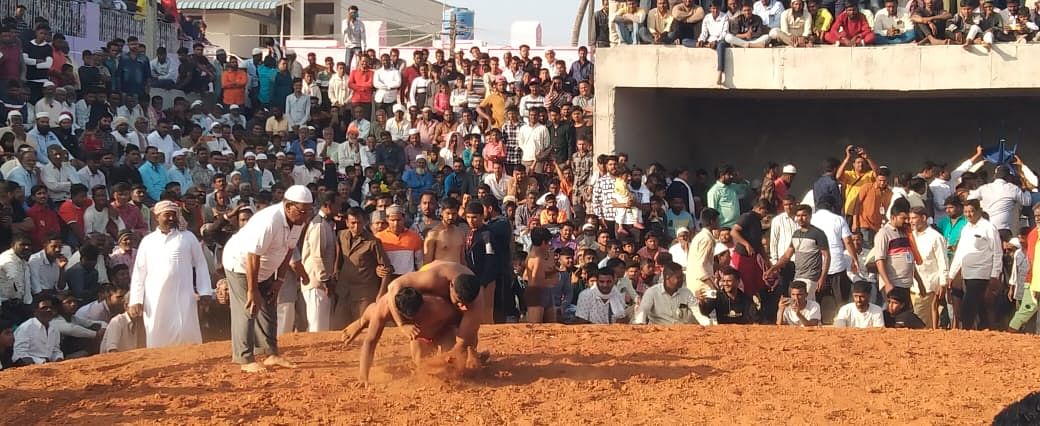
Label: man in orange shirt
xmin=852 ymin=167 xmax=892 ymax=250
xmin=376 ymin=205 xmax=422 ymax=285
xmin=221 ymin=56 xmax=247 ymax=108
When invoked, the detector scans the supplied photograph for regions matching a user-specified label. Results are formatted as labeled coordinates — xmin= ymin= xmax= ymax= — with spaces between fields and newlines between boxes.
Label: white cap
xmin=6 ymin=110 xmax=20 ymax=119
xmin=35 ymin=112 xmax=49 ymax=120
xmin=255 ymin=153 xmax=268 ymax=161
xmin=58 ymin=113 xmax=72 ymax=123
xmin=714 ymin=243 xmax=729 ymax=257
xmin=782 ymin=164 xmax=797 ymax=174
xmin=172 ymin=124 xmax=182 ymax=131
xmin=172 ymin=149 xmax=186 ymax=158
xmin=392 ymin=104 xmax=406 ymax=114
xmin=1010 ymin=237 xmax=1022 ymax=250
xmin=284 ymin=184 xmax=313 ymax=203
xmin=251 ymin=47 xmax=263 ymax=55
xmin=229 ymin=170 xmax=241 ymax=178
xmin=244 ymin=152 xmax=256 ymax=159
xmin=415 ymin=154 xmax=426 ymax=161
xmin=677 ymin=227 xmax=691 ymax=235
xmin=229 ymin=104 xmax=240 ymax=110
xmin=407 ymin=128 xmax=419 ymax=135
xmin=581 ymin=223 xmax=595 ymax=231
xmin=191 ymin=100 xmax=204 ymax=107
xmin=275 ymin=152 xmax=286 ymax=158
xmin=42 ymin=81 xmax=55 ymax=88
xmin=209 ymin=122 xmax=222 ymax=130
xmin=303 ymin=148 xmax=315 ymax=155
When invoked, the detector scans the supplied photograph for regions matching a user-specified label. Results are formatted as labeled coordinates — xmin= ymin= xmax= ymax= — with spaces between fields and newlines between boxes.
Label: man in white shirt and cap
xmin=222 ymin=184 xmax=313 ymax=373
xmin=128 ymin=200 xmax=213 ymax=348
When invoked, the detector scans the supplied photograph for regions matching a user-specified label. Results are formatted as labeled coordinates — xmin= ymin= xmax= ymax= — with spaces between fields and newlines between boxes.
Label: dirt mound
xmin=2 ymin=325 xmax=1037 ymax=425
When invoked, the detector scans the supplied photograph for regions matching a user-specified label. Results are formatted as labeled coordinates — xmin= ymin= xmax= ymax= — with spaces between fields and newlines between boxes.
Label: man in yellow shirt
xmin=837 ymin=144 xmax=879 ymax=217
xmin=477 ymin=78 xmax=509 ymax=129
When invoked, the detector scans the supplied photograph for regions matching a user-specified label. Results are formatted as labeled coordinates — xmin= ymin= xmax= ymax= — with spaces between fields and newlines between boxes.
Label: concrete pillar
xmin=333 ymin=3 xmax=343 ymax=46
xmin=290 ymin=0 xmax=305 ymax=38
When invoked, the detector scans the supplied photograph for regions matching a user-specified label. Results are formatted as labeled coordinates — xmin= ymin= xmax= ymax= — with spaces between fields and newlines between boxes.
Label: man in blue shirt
xmin=138 ymin=146 xmax=170 ymax=201
xmin=402 ymin=156 xmax=434 ymax=201
xmin=166 ymin=150 xmax=193 ymax=195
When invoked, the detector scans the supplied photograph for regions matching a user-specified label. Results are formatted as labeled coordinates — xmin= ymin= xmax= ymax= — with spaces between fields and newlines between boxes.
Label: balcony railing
xmin=0 ymin=0 xmax=85 ymax=37
xmin=98 ymin=7 xmax=179 ymax=49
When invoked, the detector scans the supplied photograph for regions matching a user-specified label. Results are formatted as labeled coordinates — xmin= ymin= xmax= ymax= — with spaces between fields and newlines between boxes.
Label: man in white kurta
xmin=300 ymin=193 xmax=338 ymax=332
xmin=128 ymin=201 xmax=213 ymax=348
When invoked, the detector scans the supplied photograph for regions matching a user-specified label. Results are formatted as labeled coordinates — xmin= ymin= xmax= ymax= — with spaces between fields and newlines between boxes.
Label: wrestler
xmin=344 ymin=287 xmax=461 ymax=383
xmin=423 ymin=197 xmax=467 ymax=264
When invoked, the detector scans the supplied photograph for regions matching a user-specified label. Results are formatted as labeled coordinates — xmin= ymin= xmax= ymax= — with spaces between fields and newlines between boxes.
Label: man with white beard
xmin=128 ymin=201 xmax=213 ymax=348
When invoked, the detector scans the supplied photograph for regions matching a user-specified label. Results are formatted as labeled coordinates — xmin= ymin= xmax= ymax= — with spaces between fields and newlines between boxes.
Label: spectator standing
xmin=348 ymin=58 xmax=374 ymax=122
xmin=300 ymin=194 xmax=337 ymax=332
xmin=342 ymin=5 xmax=366 ymax=71
xmin=948 ymin=199 xmax=1002 ymax=330
xmin=909 ymin=205 xmax=948 ymax=328
xmin=874 ymin=199 xmax=924 ymax=304
xmin=812 ymin=157 xmax=843 ymax=213
xmin=332 ymin=208 xmax=390 ymax=329
xmin=730 ymin=199 xmax=772 ymax=298
xmin=768 ymin=204 xmax=830 ymax=301
xmin=977 ymin=165 xmax=1031 ymax=232
xmin=128 ymin=201 xmax=212 ymax=348
xmin=811 ymin=196 xmax=860 ymax=314
xmin=378 ymin=205 xmax=422 ymax=278
xmin=707 ymin=165 xmax=740 ymax=228
xmin=373 ymin=54 xmax=401 ymax=118
xmin=221 ymin=185 xmax=312 ymax=373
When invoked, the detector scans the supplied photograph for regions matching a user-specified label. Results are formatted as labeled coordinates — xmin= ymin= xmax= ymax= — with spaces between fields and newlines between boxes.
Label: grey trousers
xmin=226 ymin=270 xmax=279 ymax=364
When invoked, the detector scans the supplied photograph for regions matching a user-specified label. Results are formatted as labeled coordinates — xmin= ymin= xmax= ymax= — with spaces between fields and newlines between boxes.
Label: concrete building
xmin=179 ymin=0 xmax=448 ymax=58
xmin=594 ymin=45 xmax=1040 ymax=182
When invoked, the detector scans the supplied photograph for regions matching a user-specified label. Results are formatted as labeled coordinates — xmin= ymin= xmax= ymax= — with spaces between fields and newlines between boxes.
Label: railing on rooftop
xmin=99 ymin=8 xmax=179 ymax=49
xmin=0 ymin=0 xmax=84 ymax=38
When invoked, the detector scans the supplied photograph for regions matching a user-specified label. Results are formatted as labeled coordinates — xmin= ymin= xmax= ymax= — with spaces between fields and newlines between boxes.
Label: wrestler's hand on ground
xmin=342 ymin=322 xmax=363 ymax=345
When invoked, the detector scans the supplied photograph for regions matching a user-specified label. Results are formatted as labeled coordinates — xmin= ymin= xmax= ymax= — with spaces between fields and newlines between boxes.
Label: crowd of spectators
xmin=596 ymin=0 xmax=1040 ymax=84
xmin=0 ymin=3 xmax=1035 ymax=369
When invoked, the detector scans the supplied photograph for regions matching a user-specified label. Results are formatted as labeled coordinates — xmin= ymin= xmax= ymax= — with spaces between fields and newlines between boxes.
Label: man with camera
xmin=837 ymin=144 xmax=880 ymax=218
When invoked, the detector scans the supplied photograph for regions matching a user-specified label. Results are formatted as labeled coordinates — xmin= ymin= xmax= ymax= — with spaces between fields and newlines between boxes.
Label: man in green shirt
xmin=935 ymin=196 xmax=966 ymax=258
xmin=707 ymin=165 xmax=740 ymax=228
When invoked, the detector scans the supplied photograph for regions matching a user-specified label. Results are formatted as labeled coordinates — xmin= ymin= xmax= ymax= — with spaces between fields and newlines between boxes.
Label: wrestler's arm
xmin=449 ymin=287 xmax=484 ymax=359
xmin=359 ymin=308 xmax=390 ymax=384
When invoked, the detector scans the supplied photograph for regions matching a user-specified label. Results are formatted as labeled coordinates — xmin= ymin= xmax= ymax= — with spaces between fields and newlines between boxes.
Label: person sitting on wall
xmin=824 ymin=2 xmax=877 ymax=46
xmin=873 ymin=0 xmax=917 ymax=44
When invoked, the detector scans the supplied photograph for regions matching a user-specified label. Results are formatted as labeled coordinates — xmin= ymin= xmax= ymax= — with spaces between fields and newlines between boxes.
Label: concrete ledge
xmin=593 ymin=44 xmax=1040 ymax=157
xmin=596 ymin=44 xmax=1040 ymax=91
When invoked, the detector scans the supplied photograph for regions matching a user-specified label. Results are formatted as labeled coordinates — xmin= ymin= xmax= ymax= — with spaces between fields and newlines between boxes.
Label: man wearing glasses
xmin=222 ymin=185 xmax=314 ymax=373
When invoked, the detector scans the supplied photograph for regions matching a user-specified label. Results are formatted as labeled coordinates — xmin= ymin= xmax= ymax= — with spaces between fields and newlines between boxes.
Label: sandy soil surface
xmin=2 ymin=325 xmax=1038 ymax=425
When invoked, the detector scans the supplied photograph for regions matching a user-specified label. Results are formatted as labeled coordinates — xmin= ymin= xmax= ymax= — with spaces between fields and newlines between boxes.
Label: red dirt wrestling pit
xmin=2 ymin=325 xmax=1038 ymax=425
